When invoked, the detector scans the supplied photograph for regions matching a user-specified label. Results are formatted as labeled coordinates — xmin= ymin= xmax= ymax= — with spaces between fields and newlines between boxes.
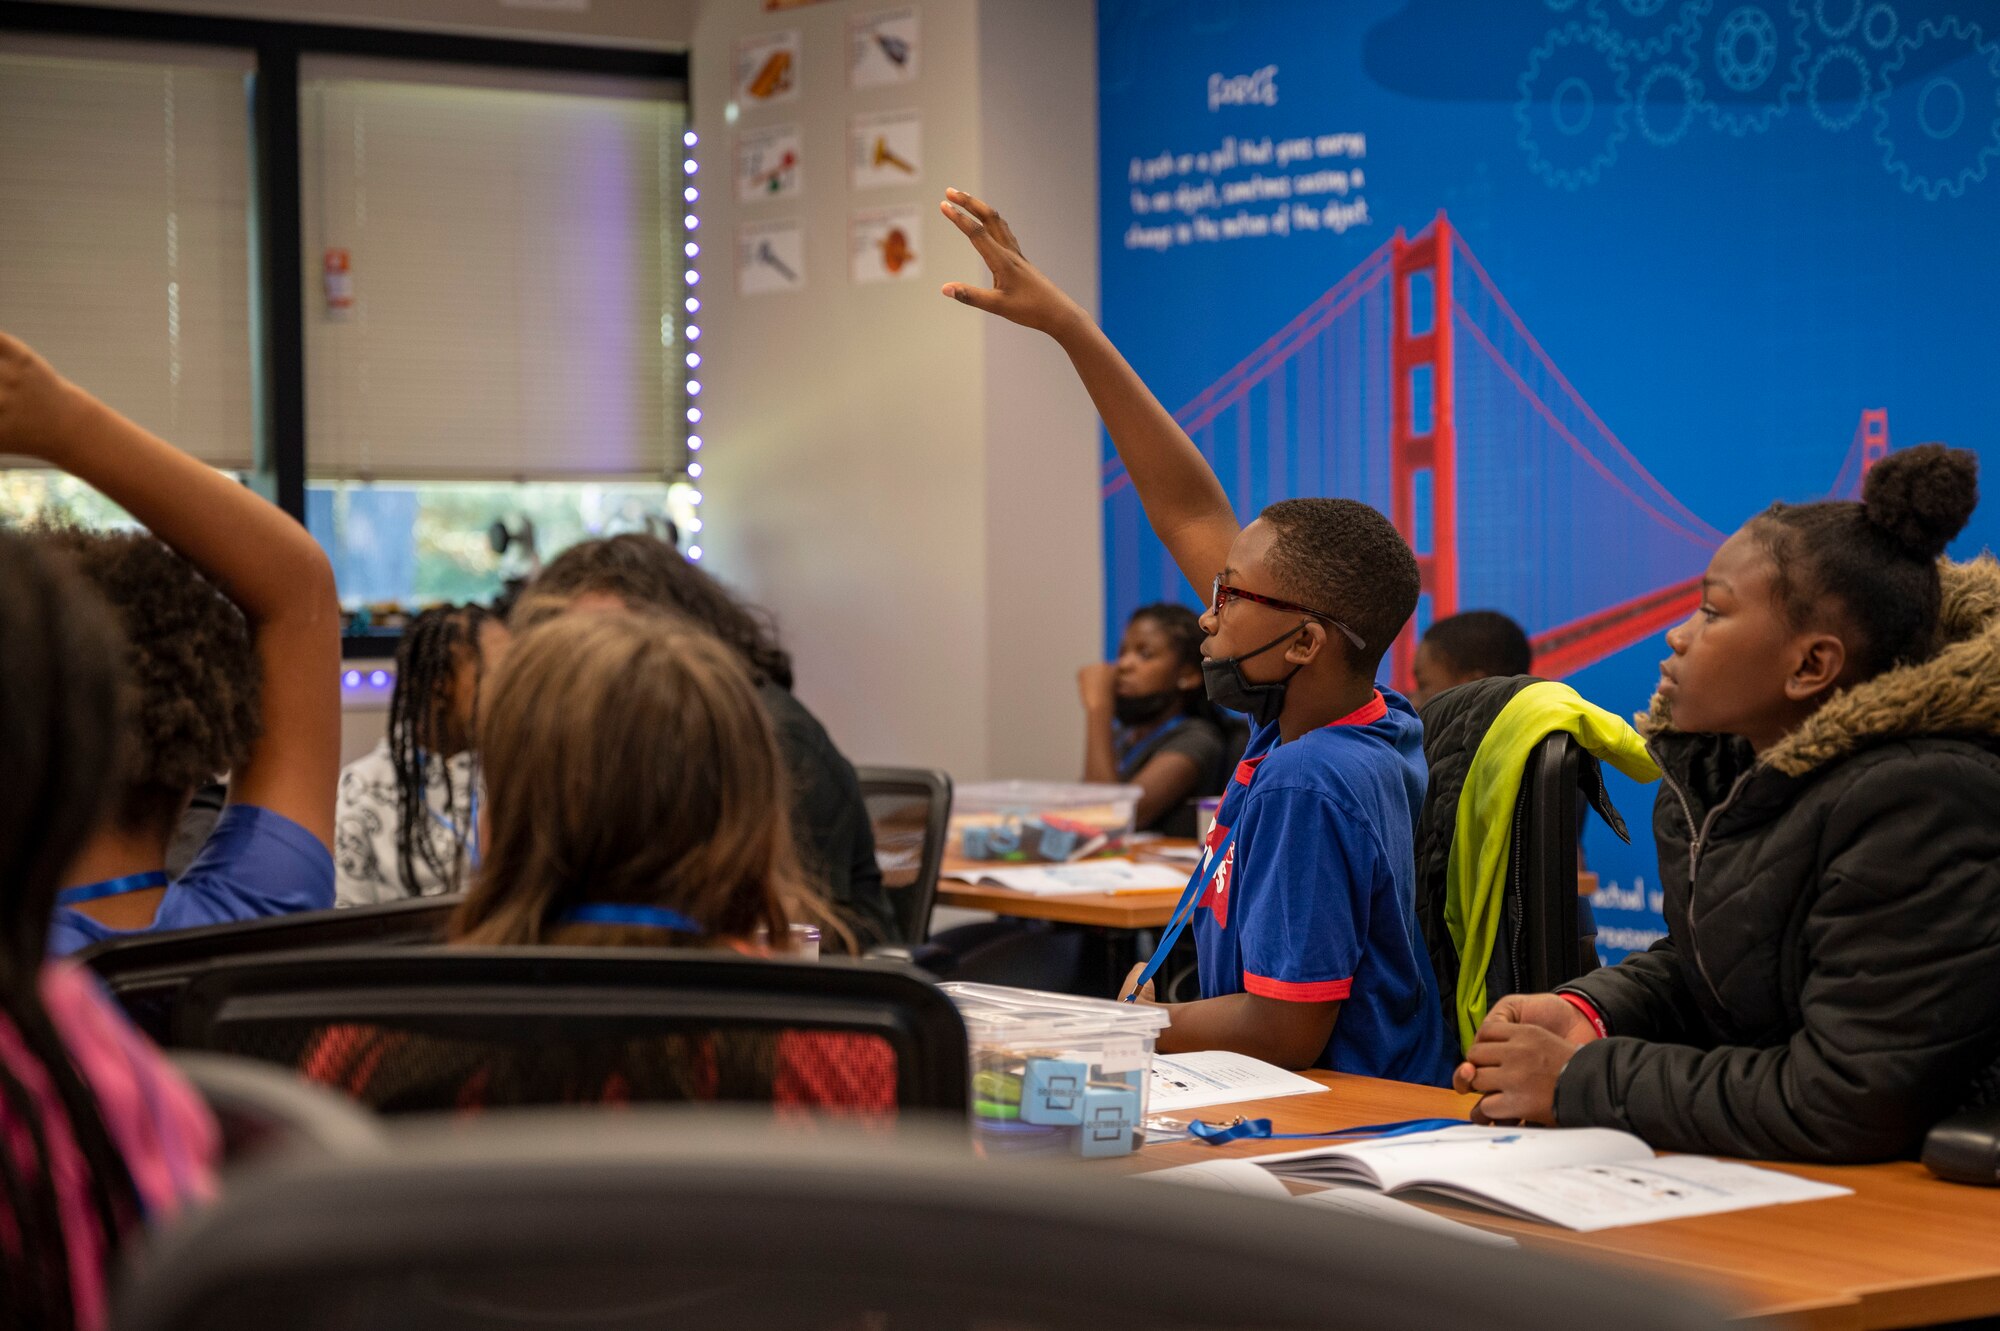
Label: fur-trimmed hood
xmin=1637 ymin=555 xmax=2000 ymax=778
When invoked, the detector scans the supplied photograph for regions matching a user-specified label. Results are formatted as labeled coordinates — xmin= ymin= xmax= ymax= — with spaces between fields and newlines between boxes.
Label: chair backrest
xmin=855 ymin=765 xmax=952 ymax=944
xmin=79 ymin=895 xmax=462 ymax=1042
xmin=168 ymin=947 xmax=969 ymax=1116
xmin=166 ymin=1051 xmax=389 ymax=1164
xmin=1509 ymin=731 xmax=1587 ymax=994
xmin=112 ymin=1113 xmax=1731 ymax=1331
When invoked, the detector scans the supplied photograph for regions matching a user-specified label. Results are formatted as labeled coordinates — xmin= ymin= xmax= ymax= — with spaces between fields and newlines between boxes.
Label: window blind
xmin=0 ymin=37 xmax=256 ymax=470
xmin=301 ymin=57 xmax=687 ymax=481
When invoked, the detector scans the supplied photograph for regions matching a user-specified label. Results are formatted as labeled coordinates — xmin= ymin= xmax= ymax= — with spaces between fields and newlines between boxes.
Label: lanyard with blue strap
xmin=1172 ymin=1115 xmax=1472 ymax=1145
xmin=418 ymin=753 xmax=481 ymax=869
xmin=1123 ymin=823 xmax=1236 ymax=1002
xmin=558 ymin=903 xmax=704 ymax=933
xmin=1116 ymin=714 xmax=1187 ymax=781
xmin=57 ymin=870 xmax=170 ymax=907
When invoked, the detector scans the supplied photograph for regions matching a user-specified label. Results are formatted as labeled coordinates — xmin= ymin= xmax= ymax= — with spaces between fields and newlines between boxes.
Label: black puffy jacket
xmin=1556 ymin=558 xmax=2000 ymax=1162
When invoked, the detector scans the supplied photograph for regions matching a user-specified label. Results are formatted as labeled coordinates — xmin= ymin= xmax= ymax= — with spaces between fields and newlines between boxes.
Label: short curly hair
xmin=1258 ymin=498 xmax=1420 ymax=675
xmin=30 ymin=527 xmax=261 ymax=834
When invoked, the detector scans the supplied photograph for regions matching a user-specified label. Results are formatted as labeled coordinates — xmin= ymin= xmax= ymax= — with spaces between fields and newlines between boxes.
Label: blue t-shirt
xmin=49 ymin=805 xmax=335 ymax=955
xmin=1191 ymin=689 xmax=1454 ymax=1087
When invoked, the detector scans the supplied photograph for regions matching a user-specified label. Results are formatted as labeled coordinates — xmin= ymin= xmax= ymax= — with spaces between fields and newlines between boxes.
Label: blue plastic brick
xmin=1019 ymin=1058 xmax=1088 ymax=1126
xmin=1035 ymin=822 xmax=1079 ymax=860
xmin=960 ymin=826 xmax=991 ymax=859
xmin=1076 ymin=1084 xmax=1141 ymax=1158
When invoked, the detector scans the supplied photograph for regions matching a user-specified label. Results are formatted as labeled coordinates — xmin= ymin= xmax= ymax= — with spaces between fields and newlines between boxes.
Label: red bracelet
xmin=1559 ymin=991 xmax=1608 ymax=1040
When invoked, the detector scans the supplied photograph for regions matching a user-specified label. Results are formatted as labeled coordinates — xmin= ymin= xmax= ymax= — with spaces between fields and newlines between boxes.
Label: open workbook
xmin=1242 ymin=1124 xmax=1849 ymax=1231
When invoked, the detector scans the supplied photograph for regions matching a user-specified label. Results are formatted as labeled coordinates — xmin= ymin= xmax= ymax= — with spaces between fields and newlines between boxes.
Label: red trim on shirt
xmin=1559 ymin=992 xmax=1609 ymax=1040
xmin=1329 ymin=690 xmax=1388 ymax=728
xmin=1242 ymin=973 xmax=1353 ymax=1003
xmin=1232 ymin=755 xmax=1266 ymax=787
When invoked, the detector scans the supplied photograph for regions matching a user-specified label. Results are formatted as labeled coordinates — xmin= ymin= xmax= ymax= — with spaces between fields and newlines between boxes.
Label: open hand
xmin=938 ymin=189 xmax=1088 ymax=339
xmin=0 ymin=333 xmax=86 ymax=462
xmin=1077 ymin=662 xmax=1118 ymax=715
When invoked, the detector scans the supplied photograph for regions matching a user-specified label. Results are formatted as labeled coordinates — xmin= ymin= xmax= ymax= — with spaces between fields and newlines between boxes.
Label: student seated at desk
xmin=1457 ymin=446 xmax=2000 ymax=1162
xmin=0 ymin=333 xmax=340 ymax=956
xmin=1409 ymin=610 xmax=1532 ymax=710
xmin=303 ymin=609 xmax=891 ymax=1115
xmin=0 ymin=532 xmax=220 ymax=1330
xmin=1080 ymin=604 xmax=1229 ymax=835
xmin=334 ymin=604 xmax=510 ymax=906
xmin=940 ymin=190 xmax=1452 ymax=1084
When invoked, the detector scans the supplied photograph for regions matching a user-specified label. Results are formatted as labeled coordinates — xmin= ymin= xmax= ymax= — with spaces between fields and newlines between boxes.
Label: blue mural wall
xmin=1097 ymin=0 xmax=2000 ymax=959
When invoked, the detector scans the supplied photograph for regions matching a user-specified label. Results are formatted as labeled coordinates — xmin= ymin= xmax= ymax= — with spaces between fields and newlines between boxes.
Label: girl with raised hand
xmin=0 ymin=532 xmax=219 ymax=1329
xmin=1457 ymin=445 xmax=2000 ymax=1162
xmin=334 ymin=605 xmax=510 ymax=906
xmin=0 ymin=332 xmax=342 ymax=953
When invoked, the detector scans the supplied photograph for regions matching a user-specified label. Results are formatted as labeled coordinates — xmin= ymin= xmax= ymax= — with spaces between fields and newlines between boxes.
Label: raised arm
xmin=0 ymin=332 xmax=340 ymax=849
xmin=940 ymin=189 xmax=1239 ymax=595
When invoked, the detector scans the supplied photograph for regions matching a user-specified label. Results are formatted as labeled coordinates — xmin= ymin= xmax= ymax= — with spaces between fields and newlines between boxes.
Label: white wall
xmin=46 ymin=0 xmax=695 ymax=48
xmin=693 ymin=0 xmax=1100 ymax=781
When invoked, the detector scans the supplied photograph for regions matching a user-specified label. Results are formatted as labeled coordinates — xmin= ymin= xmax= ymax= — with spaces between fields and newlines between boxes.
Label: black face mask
xmin=1202 ymin=623 xmax=1307 ymax=728
xmin=1114 ymin=690 xmax=1179 ymax=727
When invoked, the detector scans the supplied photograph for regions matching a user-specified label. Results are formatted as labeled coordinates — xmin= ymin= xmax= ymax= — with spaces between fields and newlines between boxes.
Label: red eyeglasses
xmin=1210 ymin=576 xmax=1367 ymax=652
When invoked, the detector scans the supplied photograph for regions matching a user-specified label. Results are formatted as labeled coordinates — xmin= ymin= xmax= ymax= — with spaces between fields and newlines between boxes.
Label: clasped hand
xmin=1452 ymin=993 xmax=1597 ymax=1125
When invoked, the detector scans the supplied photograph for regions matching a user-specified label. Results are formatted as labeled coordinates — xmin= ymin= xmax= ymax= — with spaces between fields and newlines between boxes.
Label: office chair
xmin=856 ymin=765 xmax=953 ymax=946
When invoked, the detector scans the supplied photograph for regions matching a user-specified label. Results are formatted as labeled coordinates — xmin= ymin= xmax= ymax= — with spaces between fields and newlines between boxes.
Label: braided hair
xmin=387 ymin=605 xmax=492 ymax=897
xmin=0 ymin=532 xmax=144 ymax=1328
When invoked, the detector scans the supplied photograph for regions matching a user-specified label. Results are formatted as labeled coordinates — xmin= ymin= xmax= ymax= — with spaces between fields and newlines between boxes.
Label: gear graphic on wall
xmin=1862 ymin=3 xmax=1897 ymax=50
xmin=1517 ymin=23 xmax=1634 ymax=189
xmin=1547 ymin=0 xmax=1582 ymax=11
xmin=1588 ymin=0 xmax=1712 ymax=62
xmin=1813 ymin=0 xmax=1861 ymax=39
xmin=1808 ymin=44 xmax=1872 ymax=130
xmin=1637 ymin=62 xmax=1706 ymax=143
xmin=1873 ymin=16 xmax=2000 ymax=201
xmin=1687 ymin=0 xmax=1811 ymax=134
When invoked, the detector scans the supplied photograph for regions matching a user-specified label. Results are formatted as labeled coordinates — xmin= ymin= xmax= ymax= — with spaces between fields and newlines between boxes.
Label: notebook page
xmin=1256 ymin=1125 xmax=1651 ymax=1191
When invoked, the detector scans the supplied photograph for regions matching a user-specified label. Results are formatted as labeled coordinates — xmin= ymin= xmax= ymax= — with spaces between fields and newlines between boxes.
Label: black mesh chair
xmin=111 ymin=1113 xmax=1731 ymax=1331
xmin=79 ymin=895 xmax=462 ymax=1043
xmin=855 ymin=765 xmax=952 ymax=945
xmin=167 ymin=947 xmax=968 ymax=1116
xmin=167 ymin=1051 xmax=388 ymax=1164
xmin=1511 ymin=731 xmax=1590 ymax=993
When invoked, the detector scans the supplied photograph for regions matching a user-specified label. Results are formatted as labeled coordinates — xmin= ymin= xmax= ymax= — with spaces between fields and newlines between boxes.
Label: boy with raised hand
xmin=0 ymin=331 xmax=341 ymax=953
xmin=940 ymin=190 xmax=1453 ymax=1083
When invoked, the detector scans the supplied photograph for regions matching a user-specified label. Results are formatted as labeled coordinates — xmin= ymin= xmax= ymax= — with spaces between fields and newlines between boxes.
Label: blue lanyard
xmin=1117 ymin=714 xmax=1187 ymax=777
xmin=557 ymin=903 xmax=704 ymax=934
xmin=418 ymin=753 xmax=481 ymax=869
xmin=1124 ymin=823 xmax=1236 ymax=1001
xmin=57 ymin=871 xmax=169 ymax=907
xmin=1182 ymin=1116 xmax=1471 ymax=1145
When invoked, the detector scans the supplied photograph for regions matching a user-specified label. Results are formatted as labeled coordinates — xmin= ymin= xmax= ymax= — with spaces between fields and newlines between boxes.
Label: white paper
xmin=1256 ymin=1126 xmax=1649 ymax=1193
xmin=735 ymin=123 xmax=802 ymax=203
xmin=733 ymin=30 xmax=800 ymax=107
xmin=1292 ymin=1186 xmax=1518 ymax=1248
xmin=1427 ymin=1155 xmax=1850 ymax=1233
xmin=850 ymin=205 xmax=923 ymax=284
xmin=1146 ymin=1050 xmax=1325 ymax=1114
xmin=943 ymin=859 xmax=1188 ymax=896
xmin=1142 ymin=1158 xmax=1294 ymax=1200
xmin=850 ymin=109 xmax=922 ymax=189
xmin=737 ymin=219 xmax=805 ymax=296
xmin=849 ymin=7 xmax=919 ymax=88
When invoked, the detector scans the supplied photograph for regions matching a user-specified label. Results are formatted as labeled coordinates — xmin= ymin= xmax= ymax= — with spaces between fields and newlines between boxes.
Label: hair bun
xmin=1863 ymin=442 xmax=1978 ymax=560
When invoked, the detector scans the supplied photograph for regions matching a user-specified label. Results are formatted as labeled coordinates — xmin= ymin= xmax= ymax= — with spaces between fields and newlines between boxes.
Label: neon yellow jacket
xmin=1442 ymin=681 xmax=1660 ymax=1052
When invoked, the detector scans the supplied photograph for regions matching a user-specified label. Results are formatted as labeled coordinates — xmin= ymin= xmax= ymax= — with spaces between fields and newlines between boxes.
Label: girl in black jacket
xmin=1455 ymin=444 xmax=2000 ymax=1162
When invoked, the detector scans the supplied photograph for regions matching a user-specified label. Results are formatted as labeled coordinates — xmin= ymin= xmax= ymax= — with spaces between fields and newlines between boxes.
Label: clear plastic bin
xmin=949 ymin=780 xmax=1144 ymax=863
xmin=943 ymin=982 xmax=1171 ymax=1160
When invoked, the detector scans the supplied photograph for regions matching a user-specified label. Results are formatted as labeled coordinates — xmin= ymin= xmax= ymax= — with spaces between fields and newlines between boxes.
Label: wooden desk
xmin=933 ymin=841 xmax=1198 ymax=929
xmin=1124 ymin=1073 xmax=2000 ymax=1329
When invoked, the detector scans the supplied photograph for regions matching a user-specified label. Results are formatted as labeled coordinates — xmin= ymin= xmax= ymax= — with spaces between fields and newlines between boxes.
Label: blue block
xmin=987 ymin=823 xmax=1022 ymax=856
xmin=1035 ymin=822 xmax=1079 ymax=860
xmin=1076 ymin=1084 xmax=1141 ymax=1158
xmin=1020 ymin=1058 xmax=1088 ymax=1125
xmin=960 ymin=826 xmax=991 ymax=859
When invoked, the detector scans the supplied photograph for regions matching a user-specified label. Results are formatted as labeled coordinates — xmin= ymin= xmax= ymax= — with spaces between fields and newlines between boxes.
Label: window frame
xmin=0 ymin=2 xmax=689 ymax=655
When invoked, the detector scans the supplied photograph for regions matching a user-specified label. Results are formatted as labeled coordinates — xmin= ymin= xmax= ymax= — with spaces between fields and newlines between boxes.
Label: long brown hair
xmin=450 ymin=608 xmax=830 ymax=949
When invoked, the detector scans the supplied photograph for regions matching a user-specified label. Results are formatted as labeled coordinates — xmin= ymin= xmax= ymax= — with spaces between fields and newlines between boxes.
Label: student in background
xmin=334 ymin=605 xmax=511 ymax=906
xmin=528 ymin=536 xmax=897 ymax=950
xmin=0 ymin=333 xmax=340 ymax=955
xmin=0 ymin=532 xmax=219 ymax=1330
xmin=1410 ymin=610 xmax=1533 ymax=709
xmin=1080 ymin=604 xmax=1229 ymax=835
xmin=1458 ymin=445 xmax=2000 ymax=1162
xmin=304 ymin=609 xmax=890 ymax=1114
xmin=941 ymin=190 xmax=1451 ymax=1083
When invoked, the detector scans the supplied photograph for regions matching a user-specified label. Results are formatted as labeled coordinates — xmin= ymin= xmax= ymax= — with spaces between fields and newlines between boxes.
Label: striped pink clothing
xmin=0 ymin=963 xmax=219 ymax=1329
